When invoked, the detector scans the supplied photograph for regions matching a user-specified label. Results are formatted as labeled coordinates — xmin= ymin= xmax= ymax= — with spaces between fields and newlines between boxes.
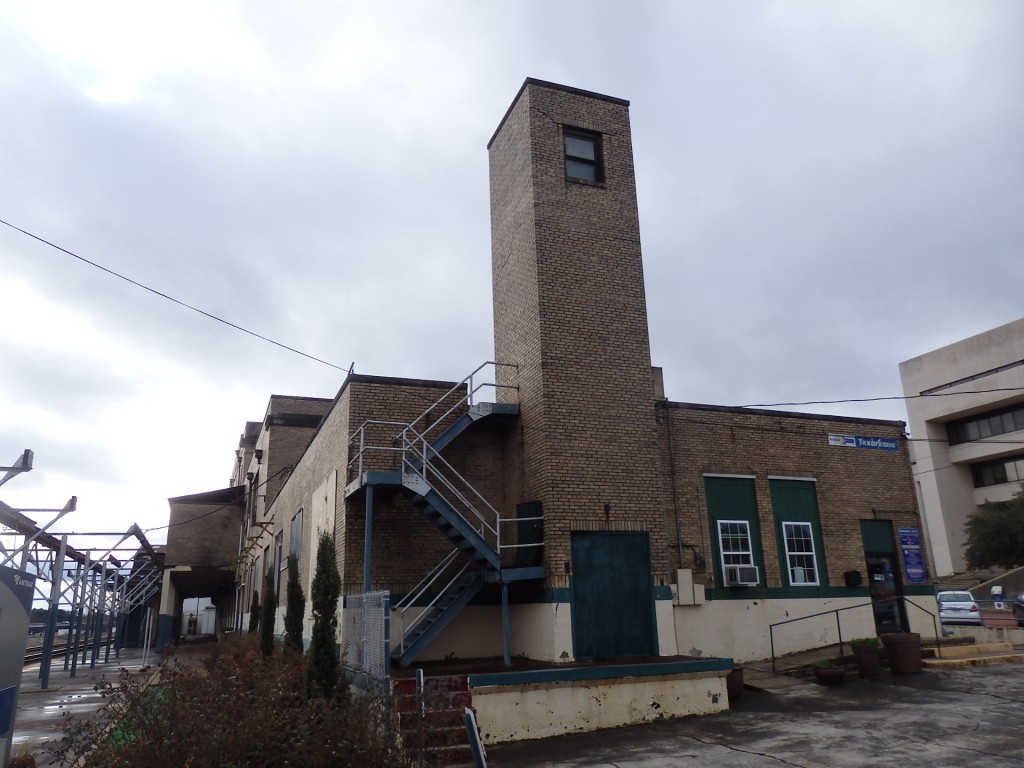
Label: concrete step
xmin=922 ymin=652 xmax=1024 ymax=669
xmin=923 ymin=641 xmax=1015 ymax=659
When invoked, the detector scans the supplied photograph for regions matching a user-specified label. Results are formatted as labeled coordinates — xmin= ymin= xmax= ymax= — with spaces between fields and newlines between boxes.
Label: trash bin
xmin=992 ymin=585 xmax=1006 ymax=610
xmin=881 ymin=632 xmax=922 ymax=674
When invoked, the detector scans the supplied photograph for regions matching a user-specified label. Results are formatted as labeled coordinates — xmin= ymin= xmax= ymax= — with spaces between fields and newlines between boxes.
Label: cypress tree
xmin=248 ymin=590 xmax=260 ymax=634
xmin=305 ymin=532 xmax=341 ymax=698
xmin=260 ymin=567 xmax=277 ymax=657
xmin=284 ymin=554 xmax=305 ymax=653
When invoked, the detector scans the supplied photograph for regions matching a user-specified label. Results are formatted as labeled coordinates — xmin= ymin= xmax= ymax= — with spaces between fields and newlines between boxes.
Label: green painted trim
xmin=654 ymin=585 xmax=673 ymax=600
xmin=468 ymin=657 xmax=733 ymax=688
xmin=706 ymin=585 xmax=870 ymax=601
xmin=706 ymin=584 xmax=937 ymax=601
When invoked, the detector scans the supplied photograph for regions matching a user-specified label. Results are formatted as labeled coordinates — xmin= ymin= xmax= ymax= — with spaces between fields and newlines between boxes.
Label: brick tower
xmin=489 ymin=79 xmax=669 ymax=659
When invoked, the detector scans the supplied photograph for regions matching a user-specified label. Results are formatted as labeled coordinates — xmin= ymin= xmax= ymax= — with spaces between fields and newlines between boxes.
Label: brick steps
xmin=393 ymin=675 xmax=475 ymax=767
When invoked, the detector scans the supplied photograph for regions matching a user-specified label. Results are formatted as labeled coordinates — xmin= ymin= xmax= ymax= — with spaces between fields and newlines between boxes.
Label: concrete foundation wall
xmin=674 ymin=596 xmax=940 ymax=662
xmin=472 ymin=672 xmax=729 ymax=743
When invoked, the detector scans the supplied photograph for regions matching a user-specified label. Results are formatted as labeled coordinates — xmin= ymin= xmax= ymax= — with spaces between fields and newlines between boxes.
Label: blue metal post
xmin=502 ymin=581 xmax=511 ymax=667
xmin=363 ymin=485 xmax=374 ymax=592
xmin=40 ymin=535 xmax=67 ymax=689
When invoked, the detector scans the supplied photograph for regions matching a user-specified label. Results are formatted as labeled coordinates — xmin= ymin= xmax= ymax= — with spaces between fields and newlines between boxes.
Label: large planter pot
xmin=812 ymin=666 xmax=846 ymax=686
xmin=881 ymin=632 xmax=922 ymax=675
xmin=851 ymin=645 xmax=881 ymax=679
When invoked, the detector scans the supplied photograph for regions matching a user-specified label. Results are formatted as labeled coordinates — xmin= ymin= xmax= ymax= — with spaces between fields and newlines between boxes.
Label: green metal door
xmin=570 ymin=532 xmax=656 ymax=660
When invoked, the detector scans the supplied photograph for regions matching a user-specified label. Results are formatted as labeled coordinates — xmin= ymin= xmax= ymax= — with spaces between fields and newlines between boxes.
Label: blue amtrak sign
xmin=827 ymin=433 xmax=899 ymax=451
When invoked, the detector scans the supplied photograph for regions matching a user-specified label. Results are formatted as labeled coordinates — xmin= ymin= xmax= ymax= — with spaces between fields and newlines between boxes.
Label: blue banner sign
xmin=898 ymin=527 xmax=928 ymax=585
xmin=827 ymin=433 xmax=899 ymax=451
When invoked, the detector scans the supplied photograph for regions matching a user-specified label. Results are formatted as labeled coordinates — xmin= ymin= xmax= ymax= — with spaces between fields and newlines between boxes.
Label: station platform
xmin=13 ymin=647 xmax=158 ymax=767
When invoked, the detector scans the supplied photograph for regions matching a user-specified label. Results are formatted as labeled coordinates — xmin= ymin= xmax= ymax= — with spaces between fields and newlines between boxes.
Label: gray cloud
xmin=1 ymin=1 xmax=1021 ymax=535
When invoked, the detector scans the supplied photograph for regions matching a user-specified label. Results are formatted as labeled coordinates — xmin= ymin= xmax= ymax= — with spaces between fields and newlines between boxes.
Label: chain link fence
xmin=343 ymin=590 xmax=391 ymax=693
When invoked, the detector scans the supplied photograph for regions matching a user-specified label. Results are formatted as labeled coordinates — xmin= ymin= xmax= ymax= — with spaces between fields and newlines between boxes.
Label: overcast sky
xmin=1 ymin=2 xmax=1022 ymax=553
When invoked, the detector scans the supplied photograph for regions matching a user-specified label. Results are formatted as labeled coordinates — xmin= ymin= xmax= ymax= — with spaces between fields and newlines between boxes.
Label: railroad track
xmin=24 ymin=638 xmax=112 ymax=666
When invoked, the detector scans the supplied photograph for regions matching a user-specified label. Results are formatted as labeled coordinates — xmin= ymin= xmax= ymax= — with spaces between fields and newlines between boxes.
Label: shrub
xmin=248 ymin=589 xmax=260 ymax=634
xmin=306 ymin=531 xmax=341 ymax=699
xmin=284 ymin=554 xmax=305 ymax=653
xmin=849 ymin=637 xmax=881 ymax=649
xmin=260 ymin=567 xmax=277 ymax=657
xmin=811 ymin=657 xmax=844 ymax=669
xmin=49 ymin=634 xmax=410 ymax=768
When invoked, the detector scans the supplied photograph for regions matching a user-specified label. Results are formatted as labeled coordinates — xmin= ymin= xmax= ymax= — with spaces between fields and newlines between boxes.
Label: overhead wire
xmin=143 ymin=464 xmax=293 ymax=534
xmin=7 ymin=216 xmax=1024 ymax=416
xmin=0 ymin=217 xmax=348 ymax=372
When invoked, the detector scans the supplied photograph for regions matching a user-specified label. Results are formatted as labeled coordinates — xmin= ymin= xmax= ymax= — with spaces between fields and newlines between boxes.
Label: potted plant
xmin=811 ymin=658 xmax=846 ymax=686
xmin=849 ymin=637 xmax=882 ymax=679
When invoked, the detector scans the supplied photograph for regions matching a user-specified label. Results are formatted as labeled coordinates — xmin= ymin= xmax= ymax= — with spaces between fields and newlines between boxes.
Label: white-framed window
xmin=274 ymin=531 xmax=284 ymax=594
xmin=289 ymin=508 xmax=303 ymax=560
xmin=782 ymin=521 xmax=819 ymax=586
xmin=717 ymin=520 xmax=754 ymax=569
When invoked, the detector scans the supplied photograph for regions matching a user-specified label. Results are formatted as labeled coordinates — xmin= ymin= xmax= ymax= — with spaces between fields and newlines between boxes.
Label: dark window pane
xmin=1004 ymin=413 xmax=1018 ymax=433
xmin=566 ymin=158 xmax=596 ymax=181
xmin=565 ymin=134 xmax=596 ymax=161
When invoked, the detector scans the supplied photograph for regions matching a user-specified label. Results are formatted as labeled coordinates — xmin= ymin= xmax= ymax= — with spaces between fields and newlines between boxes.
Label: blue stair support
xmin=394 ymin=569 xmax=485 ymax=667
xmin=347 ymin=400 xmax=540 ymax=666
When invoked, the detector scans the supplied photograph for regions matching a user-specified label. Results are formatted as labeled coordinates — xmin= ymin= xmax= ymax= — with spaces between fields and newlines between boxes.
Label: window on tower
xmin=564 ymin=128 xmax=603 ymax=183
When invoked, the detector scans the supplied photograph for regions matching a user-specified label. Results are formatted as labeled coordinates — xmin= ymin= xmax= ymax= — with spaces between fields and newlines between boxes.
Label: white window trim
xmin=716 ymin=519 xmax=755 ymax=571
xmin=767 ymin=476 xmax=817 ymax=483
xmin=782 ymin=521 xmax=820 ymax=587
xmin=703 ymin=473 xmax=757 ymax=479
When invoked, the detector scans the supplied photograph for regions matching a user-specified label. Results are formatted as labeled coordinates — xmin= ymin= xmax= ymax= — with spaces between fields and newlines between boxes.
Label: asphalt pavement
xmin=487 ymin=663 xmax=1024 ymax=767
xmin=14 ymin=646 xmax=1024 ymax=767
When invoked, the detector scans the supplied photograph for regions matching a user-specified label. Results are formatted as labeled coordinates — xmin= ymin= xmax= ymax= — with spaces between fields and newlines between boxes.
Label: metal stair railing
xmin=404 ymin=361 xmax=519 ymax=445
xmin=392 ymin=549 xmax=475 ymax=657
xmin=347 ymin=419 xmax=412 ymax=486
xmin=399 ymin=426 xmax=500 ymax=551
xmin=768 ymin=596 xmax=942 ymax=672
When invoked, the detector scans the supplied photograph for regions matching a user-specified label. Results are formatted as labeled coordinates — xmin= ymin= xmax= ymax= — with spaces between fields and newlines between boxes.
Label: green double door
xmin=570 ymin=532 xmax=657 ymax=660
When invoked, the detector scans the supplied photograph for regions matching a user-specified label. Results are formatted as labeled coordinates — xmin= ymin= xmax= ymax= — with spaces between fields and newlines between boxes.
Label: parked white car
xmin=937 ymin=590 xmax=982 ymax=625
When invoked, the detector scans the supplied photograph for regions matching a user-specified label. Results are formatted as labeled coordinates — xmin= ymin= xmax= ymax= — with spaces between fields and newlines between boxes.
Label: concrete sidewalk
xmin=12 ymin=647 xmax=157 ymax=767
xmin=488 ymin=663 xmax=1024 ymax=767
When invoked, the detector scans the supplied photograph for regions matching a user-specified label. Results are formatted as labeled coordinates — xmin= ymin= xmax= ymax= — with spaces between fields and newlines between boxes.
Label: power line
xmin=738 ymin=387 xmax=1024 ymax=409
xmin=0 ymin=217 xmax=348 ymax=372
xmin=6 ymin=217 xmax=1024 ymax=414
xmin=144 ymin=465 xmax=293 ymax=534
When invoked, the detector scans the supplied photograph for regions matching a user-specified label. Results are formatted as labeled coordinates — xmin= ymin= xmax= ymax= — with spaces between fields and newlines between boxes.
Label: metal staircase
xmin=345 ymin=363 xmax=544 ymax=667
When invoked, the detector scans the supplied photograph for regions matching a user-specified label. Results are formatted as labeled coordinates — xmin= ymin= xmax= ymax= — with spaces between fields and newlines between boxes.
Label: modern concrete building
xmin=900 ymin=317 xmax=1024 ymax=577
xmin=162 ymin=79 xmax=936 ymax=738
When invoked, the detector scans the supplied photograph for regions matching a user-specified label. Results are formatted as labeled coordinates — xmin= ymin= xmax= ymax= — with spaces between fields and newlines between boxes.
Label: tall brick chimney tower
xmin=488 ymin=79 xmax=668 ymax=659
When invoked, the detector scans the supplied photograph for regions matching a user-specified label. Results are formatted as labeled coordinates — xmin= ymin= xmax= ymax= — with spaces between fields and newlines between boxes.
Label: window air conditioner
xmin=724 ymin=564 xmax=759 ymax=587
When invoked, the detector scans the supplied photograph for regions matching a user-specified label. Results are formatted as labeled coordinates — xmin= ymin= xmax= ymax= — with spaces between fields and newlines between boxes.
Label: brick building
xmin=161 ymin=79 xmax=935 ymax=670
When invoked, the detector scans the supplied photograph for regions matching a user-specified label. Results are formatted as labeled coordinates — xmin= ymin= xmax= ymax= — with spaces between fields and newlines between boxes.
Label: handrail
xmin=769 ymin=596 xmax=941 ymax=673
xmin=395 ymin=556 xmax=474 ymax=655
xmin=406 ymin=361 xmax=519 ymax=440
xmin=393 ymin=549 xmax=461 ymax=612
xmin=400 ymin=428 xmax=500 ymax=543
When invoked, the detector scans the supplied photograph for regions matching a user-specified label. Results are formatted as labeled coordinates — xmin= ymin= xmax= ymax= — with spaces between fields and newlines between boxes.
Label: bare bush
xmin=50 ymin=635 xmax=410 ymax=768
